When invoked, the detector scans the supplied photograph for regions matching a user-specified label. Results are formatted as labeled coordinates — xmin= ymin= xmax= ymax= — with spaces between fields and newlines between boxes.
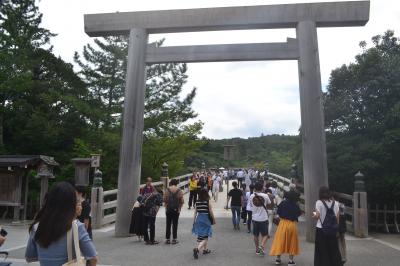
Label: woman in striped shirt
xmin=192 ymin=188 xmax=216 ymax=259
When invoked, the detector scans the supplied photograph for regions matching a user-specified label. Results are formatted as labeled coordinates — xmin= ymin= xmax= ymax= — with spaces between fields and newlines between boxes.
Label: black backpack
xmin=320 ymin=201 xmax=339 ymax=236
xmin=167 ymin=188 xmax=180 ymax=211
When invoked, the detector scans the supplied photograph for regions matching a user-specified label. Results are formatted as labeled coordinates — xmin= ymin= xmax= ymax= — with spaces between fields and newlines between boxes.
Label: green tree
xmin=74 ymin=38 xmax=198 ymax=135
xmin=0 ymin=0 xmax=95 ymax=165
xmin=324 ymin=30 xmax=400 ymax=203
xmin=0 ymin=0 xmax=53 ymax=151
xmin=74 ymin=37 xmax=202 ymax=180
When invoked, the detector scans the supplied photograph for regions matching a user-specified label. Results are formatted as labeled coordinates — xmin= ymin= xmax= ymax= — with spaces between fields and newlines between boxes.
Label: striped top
xmin=196 ymin=200 xmax=209 ymax=214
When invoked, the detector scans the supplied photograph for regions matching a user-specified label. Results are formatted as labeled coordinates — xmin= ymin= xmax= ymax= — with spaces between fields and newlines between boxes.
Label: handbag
xmin=62 ymin=221 xmax=86 ymax=266
xmin=273 ymin=216 xmax=280 ymax=225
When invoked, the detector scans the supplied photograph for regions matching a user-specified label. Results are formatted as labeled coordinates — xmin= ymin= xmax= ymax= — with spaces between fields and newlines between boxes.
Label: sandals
xmin=203 ymin=249 xmax=211 ymax=255
xmin=193 ymin=248 xmax=199 ymax=259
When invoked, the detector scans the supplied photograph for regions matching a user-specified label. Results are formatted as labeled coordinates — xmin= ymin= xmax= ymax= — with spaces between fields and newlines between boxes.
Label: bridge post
xmin=115 ymin=28 xmax=148 ymax=237
xmin=91 ymin=169 xmax=104 ymax=229
xmin=161 ymin=162 xmax=169 ymax=193
xmin=353 ymin=171 xmax=368 ymax=237
xmin=297 ymin=20 xmax=329 ymax=242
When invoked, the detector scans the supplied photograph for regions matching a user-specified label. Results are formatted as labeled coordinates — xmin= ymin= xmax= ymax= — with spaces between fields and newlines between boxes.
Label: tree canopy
xmin=324 ymin=30 xmax=400 ymax=204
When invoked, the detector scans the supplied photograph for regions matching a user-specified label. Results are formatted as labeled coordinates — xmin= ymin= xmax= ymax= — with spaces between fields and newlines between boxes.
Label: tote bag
xmin=62 ymin=221 xmax=86 ymax=266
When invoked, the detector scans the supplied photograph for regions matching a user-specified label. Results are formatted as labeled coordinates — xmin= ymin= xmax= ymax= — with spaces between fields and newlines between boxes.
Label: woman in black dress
xmin=129 ymin=196 xmax=145 ymax=240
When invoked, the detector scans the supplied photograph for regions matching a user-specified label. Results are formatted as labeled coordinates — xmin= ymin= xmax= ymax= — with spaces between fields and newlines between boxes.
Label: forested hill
xmin=186 ymin=134 xmax=301 ymax=176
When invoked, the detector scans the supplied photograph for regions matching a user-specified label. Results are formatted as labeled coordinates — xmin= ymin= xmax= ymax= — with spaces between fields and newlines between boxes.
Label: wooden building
xmin=0 ymin=155 xmax=58 ymax=221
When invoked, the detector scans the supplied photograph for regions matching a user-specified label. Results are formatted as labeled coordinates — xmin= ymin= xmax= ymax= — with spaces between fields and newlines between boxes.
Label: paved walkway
xmin=2 ymin=182 xmax=400 ymax=266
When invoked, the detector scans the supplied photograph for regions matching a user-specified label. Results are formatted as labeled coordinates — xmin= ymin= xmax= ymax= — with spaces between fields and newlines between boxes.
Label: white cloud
xmin=37 ymin=0 xmax=400 ymax=139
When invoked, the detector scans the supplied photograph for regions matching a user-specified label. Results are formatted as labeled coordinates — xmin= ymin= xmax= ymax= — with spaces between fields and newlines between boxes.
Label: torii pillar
xmin=84 ymin=1 xmax=370 ymax=241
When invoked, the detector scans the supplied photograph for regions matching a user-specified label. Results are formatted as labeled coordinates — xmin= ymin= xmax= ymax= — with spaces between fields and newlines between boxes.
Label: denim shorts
xmin=252 ymin=220 xmax=268 ymax=236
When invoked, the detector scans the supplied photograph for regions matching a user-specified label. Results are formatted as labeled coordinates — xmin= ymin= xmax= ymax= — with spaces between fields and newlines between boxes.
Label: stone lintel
xmin=146 ymin=39 xmax=298 ymax=63
xmin=84 ymin=1 xmax=370 ymax=36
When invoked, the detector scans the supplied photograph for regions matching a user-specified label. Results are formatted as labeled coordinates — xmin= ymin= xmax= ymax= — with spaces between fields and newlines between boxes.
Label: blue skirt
xmin=192 ymin=213 xmax=213 ymax=239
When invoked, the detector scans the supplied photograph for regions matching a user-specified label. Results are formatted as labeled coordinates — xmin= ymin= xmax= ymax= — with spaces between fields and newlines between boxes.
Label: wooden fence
xmin=368 ymin=204 xmax=400 ymax=233
xmin=268 ymin=173 xmax=364 ymax=235
xmin=91 ymin=174 xmax=191 ymax=228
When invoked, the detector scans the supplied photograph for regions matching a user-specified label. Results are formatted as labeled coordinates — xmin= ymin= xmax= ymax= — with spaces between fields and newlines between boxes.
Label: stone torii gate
xmin=84 ymin=1 xmax=369 ymax=241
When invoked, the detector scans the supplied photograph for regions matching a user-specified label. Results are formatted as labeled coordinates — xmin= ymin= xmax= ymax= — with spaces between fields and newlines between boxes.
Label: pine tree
xmin=74 ymin=38 xmax=198 ymax=135
xmin=0 ymin=0 xmax=93 ymax=157
xmin=75 ymin=37 xmax=202 ymax=178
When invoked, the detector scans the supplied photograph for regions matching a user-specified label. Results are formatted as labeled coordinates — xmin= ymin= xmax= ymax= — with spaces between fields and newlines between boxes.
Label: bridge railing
xmin=91 ymin=173 xmax=192 ymax=229
xmin=267 ymin=172 xmax=367 ymax=237
xmin=368 ymin=203 xmax=400 ymax=233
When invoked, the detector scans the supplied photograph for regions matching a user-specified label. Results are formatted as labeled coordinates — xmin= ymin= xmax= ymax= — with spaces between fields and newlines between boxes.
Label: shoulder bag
xmin=62 ymin=221 xmax=86 ymax=266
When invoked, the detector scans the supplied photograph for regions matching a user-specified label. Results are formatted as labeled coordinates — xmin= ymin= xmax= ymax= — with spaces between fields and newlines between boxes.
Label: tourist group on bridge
xmin=0 ymin=169 xmax=346 ymax=266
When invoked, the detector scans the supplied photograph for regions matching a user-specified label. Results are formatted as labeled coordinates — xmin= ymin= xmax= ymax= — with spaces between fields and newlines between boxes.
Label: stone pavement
xmin=1 ymin=182 xmax=400 ymax=266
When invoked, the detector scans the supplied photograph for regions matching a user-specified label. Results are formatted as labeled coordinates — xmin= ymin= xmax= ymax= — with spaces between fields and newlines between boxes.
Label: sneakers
xmin=275 ymin=258 xmax=282 ymax=265
xmin=255 ymin=246 xmax=264 ymax=256
xmin=258 ymin=247 xmax=265 ymax=256
xmin=288 ymin=261 xmax=296 ymax=266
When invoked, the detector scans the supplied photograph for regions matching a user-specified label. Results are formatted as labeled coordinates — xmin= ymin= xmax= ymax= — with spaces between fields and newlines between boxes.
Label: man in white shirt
xmin=236 ymin=169 xmax=244 ymax=188
xmin=249 ymin=182 xmax=271 ymax=256
xmin=212 ymin=173 xmax=221 ymax=202
xmin=223 ymin=170 xmax=228 ymax=184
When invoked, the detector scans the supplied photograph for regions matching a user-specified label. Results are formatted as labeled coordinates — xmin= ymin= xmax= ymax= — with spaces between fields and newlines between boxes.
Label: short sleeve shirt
xmin=316 ymin=200 xmax=339 ymax=228
xmin=143 ymin=193 xmax=163 ymax=217
xmin=228 ymin=188 xmax=243 ymax=207
xmin=25 ymin=220 xmax=97 ymax=266
xmin=249 ymin=192 xmax=271 ymax=222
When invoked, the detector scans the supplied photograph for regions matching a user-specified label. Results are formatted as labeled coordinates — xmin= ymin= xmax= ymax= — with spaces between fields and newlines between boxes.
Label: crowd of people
xmin=0 ymin=168 xmax=347 ymax=266
xmin=126 ymin=169 xmax=346 ymax=265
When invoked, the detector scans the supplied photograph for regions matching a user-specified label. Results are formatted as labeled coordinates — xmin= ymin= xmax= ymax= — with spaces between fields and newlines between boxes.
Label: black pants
xmin=247 ymin=211 xmax=252 ymax=232
xmin=314 ymin=228 xmax=343 ymax=266
xmin=241 ymin=207 xmax=247 ymax=223
xmin=188 ymin=190 xmax=197 ymax=208
xmin=237 ymin=178 xmax=243 ymax=188
xmin=143 ymin=216 xmax=156 ymax=242
xmin=165 ymin=210 xmax=180 ymax=240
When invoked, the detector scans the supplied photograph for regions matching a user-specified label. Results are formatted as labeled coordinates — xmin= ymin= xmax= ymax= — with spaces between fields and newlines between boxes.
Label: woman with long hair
xmin=269 ymin=189 xmax=301 ymax=265
xmin=192 ymin=188 xmax=215 ymax=259
xmin=25 ymin=182 xmax=98 ymax=266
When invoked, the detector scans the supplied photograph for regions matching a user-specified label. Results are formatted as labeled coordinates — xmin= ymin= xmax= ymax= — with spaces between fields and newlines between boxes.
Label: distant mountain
xmin=185 ymin=134 xmax=301 ymax=176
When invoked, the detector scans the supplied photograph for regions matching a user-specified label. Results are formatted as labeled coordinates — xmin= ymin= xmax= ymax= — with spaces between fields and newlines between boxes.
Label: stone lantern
xmin=93 ymin=169 xmax=103 ymax=188
xmin=354 ymin=171 xmax=365 ymax=192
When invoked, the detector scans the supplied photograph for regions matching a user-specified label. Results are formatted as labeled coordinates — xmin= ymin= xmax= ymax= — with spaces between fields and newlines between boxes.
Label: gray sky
xmin=37 ymin=0 xmax=400 ymax=139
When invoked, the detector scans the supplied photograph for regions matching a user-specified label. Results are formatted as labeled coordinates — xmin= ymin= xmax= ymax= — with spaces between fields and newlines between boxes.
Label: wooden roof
xmin=0 ymin=155 xmax=59 ymax=168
